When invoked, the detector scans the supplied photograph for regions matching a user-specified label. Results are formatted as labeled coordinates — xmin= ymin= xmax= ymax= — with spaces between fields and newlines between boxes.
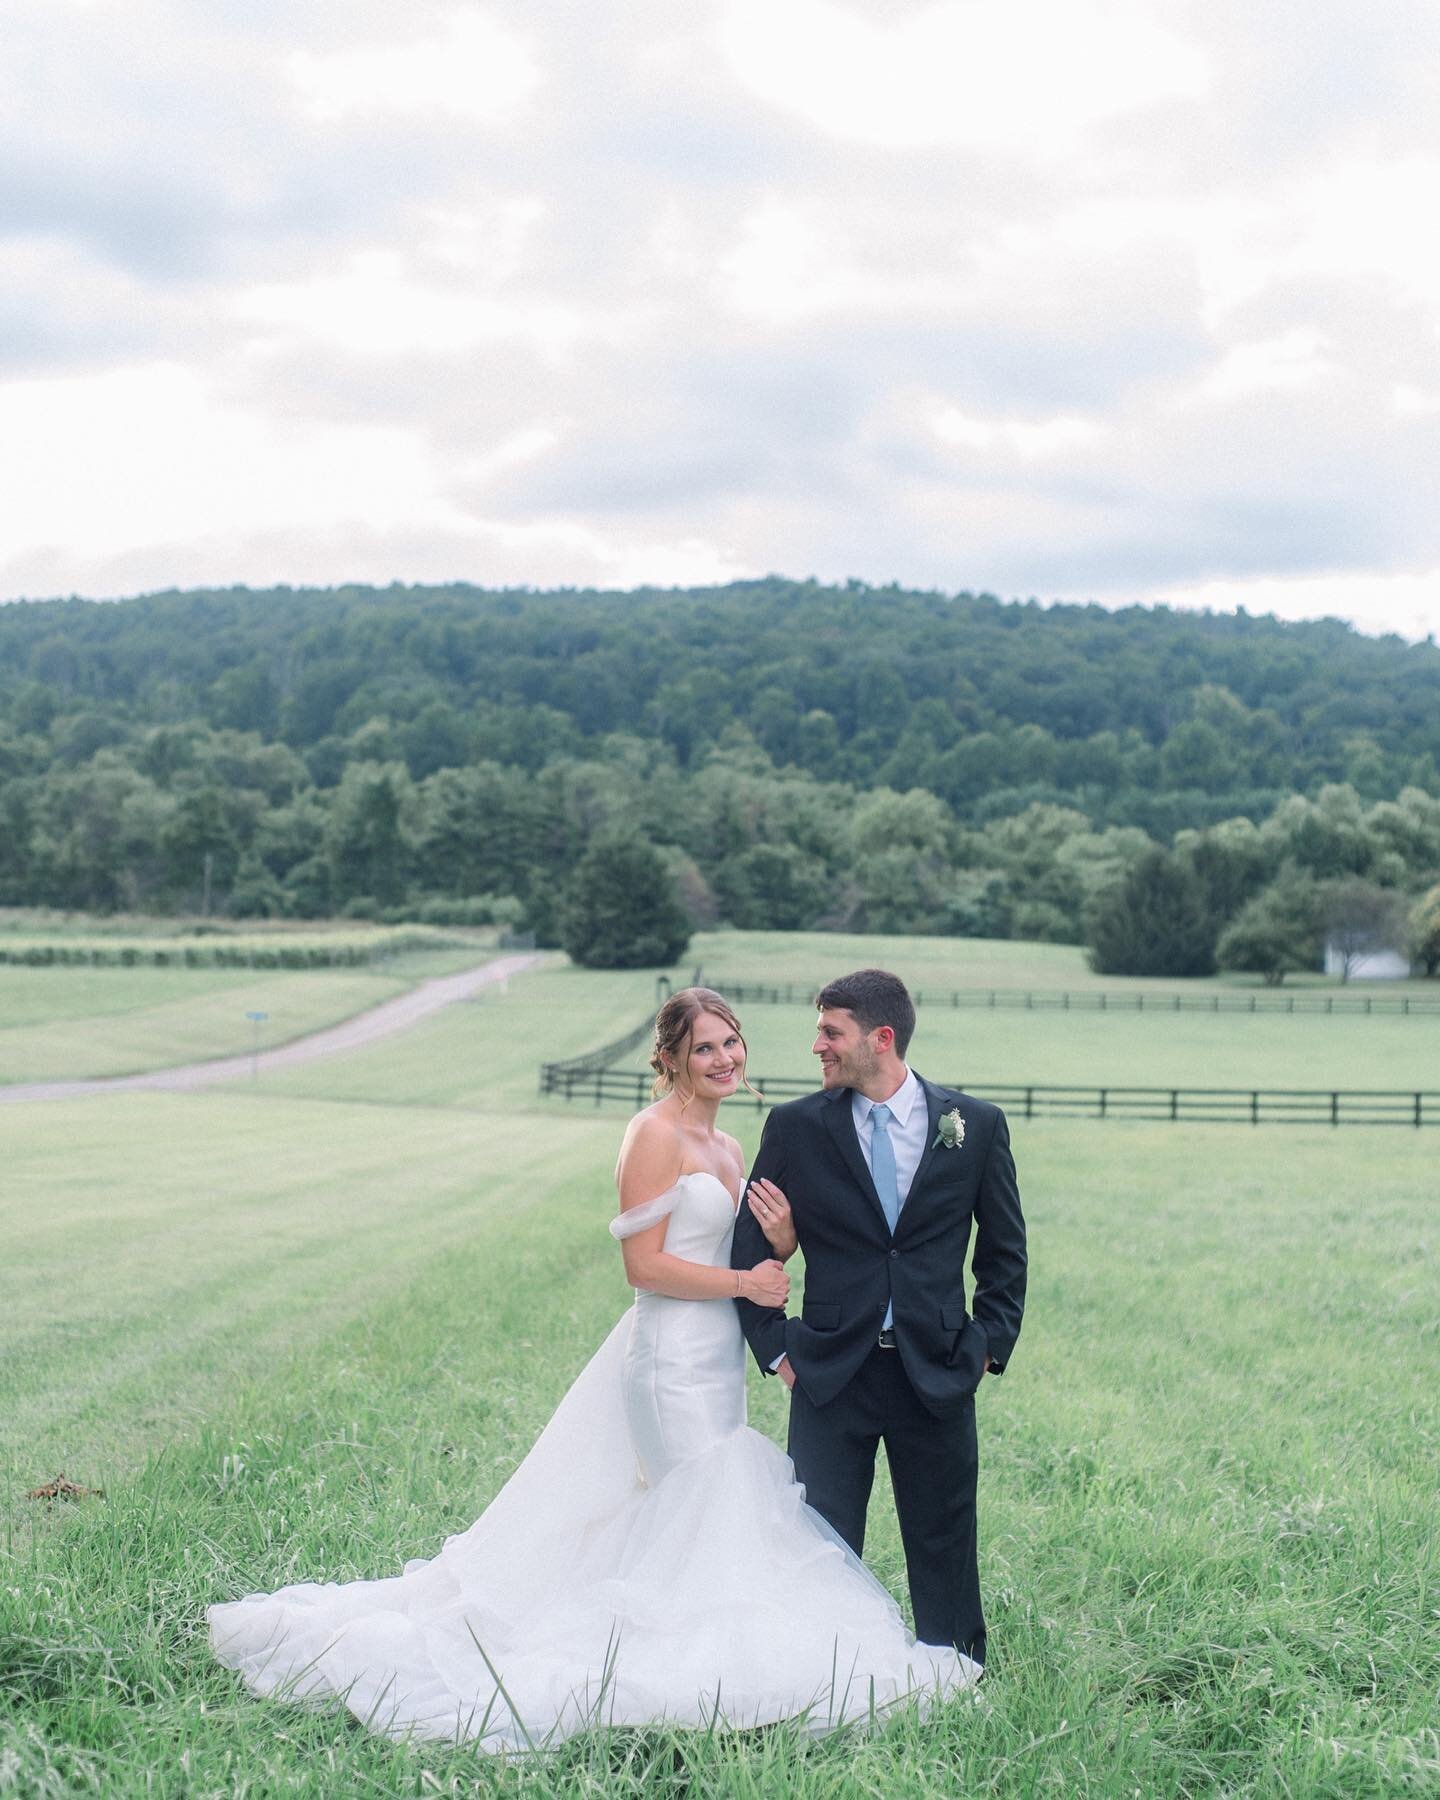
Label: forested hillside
xmin=2 ymin=579 xmax=1438 ymax=969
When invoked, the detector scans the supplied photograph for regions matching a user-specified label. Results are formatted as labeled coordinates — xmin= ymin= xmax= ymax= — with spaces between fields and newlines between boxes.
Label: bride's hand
xmin=739 ymin=1259 xmax=789 ymax=1308
xmin=747 ymin=1180 xmax=797 ymax=1261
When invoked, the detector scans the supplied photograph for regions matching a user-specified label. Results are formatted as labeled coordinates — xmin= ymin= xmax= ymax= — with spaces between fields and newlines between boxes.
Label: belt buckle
xmin=877 ymin=1327 xmax=897 ymax=1349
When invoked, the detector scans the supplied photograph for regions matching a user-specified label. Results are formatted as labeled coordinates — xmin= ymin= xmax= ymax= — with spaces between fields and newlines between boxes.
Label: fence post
xmin=1415 ymin=1093 xmax=1422 ymax=1128
xmin=1251 ymin=1091 xmax=1259 ymax=1125
xmin=1331 ymin=1092 xmax=1339 ymax=1126
xmin=1025 ymin=1086 xmax=1034 ymax=1119
xmin=1170 ymin=1090 xmax=1178 ymax=1120
xmin=1098 ymin=1088 xmax=1107 ymax=1118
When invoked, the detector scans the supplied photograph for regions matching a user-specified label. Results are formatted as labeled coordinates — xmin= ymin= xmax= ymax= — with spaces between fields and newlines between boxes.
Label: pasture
xmin=2 ymin=938 xmax=1436 ymax=1797
xmin=0 ymin=927 xmax=499 ymax=1085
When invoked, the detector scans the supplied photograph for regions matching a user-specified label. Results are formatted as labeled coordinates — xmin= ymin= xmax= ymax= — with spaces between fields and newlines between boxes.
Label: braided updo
xmin=649 ymin=987 xmax=757 ymax=1102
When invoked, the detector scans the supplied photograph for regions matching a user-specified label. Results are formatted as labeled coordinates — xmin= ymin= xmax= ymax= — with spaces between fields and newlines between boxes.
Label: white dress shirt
xmin=771 ymin=1067 xmax=928 ymax=1368
xmin=851 ymin=1066 xmax=927 ymax=1211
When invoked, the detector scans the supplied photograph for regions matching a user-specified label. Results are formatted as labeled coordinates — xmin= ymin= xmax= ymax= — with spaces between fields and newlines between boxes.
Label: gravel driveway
xmin=0 ymin=952 xmax=544 ymax=1104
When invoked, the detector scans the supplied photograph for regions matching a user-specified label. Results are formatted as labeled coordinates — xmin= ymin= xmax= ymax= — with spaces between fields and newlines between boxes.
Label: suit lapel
xmin=895 ymin=1076 xmax=950 ymax=1235
xmin=821 ymin=1088 xmax=892 ymax=1235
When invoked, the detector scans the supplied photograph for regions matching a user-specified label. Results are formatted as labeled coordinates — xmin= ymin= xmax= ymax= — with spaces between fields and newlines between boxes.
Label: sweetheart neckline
xmin=671 ymin=1169 xmax=743 ymax=1216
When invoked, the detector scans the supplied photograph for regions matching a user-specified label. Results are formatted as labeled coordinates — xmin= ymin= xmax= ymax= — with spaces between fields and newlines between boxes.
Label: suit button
xmin=889 ymin=1249 xmax=898 ymax=1259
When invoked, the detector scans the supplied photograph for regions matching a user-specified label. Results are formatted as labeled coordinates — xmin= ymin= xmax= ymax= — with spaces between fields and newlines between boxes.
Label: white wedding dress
xmin=208 ymin=1172 xmax=980 ymax=1749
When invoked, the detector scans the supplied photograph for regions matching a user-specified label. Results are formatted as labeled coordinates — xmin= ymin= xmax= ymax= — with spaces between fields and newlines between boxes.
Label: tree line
xmin=1 ymin=580 xmax=1437 ymax=973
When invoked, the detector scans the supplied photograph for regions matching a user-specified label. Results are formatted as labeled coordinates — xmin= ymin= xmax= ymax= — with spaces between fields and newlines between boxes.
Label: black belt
xmin=877 ymin=1328 xmax=897 ymax=1349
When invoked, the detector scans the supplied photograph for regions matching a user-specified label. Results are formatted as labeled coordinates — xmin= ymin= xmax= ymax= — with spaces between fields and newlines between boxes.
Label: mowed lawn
xmin=672 ymin=1000 xmax=1440 ymax=1095
xmin=0 ymin=939 xmax=504 ymax=1085
xmin=684 ymin=926 xmax=1429 ymax=997
xmin=0 ymin=966 xmax=410 ymax=1085
xmin=2 ymin=953 xmax=1437 ymax=1796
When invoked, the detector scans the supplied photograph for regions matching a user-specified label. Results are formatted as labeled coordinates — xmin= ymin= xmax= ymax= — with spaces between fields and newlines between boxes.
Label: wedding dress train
xmin=207 ymin=1172 xmax=980 ymax=1749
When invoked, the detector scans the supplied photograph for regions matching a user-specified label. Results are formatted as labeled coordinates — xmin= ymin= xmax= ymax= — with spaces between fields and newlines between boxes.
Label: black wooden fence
xmin=702 ymin=979 xmax=1440 ymax=1017
xmin=541 ymin=1014 xmax=655 ymax=1081
xmin=538 ymin=1061 xmax=1439 ymax=1126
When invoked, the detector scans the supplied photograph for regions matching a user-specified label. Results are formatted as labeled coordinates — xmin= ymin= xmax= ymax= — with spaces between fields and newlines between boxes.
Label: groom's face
xmin=813 ymin=1007 xmax=883 ymax=1090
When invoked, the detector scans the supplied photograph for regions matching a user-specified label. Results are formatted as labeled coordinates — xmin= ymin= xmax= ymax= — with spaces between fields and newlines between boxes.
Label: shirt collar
xmin=851 ymin=1066 xmax=921 ymax=1129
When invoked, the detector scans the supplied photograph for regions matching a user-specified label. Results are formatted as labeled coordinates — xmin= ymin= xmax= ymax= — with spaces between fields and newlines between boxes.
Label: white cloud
xmin=0 ymin=362 xmax=453 ymax=563
xmin=285 ymin=8 xmax=540 ymax=124
xmin=1154 ymin=569 xmax=1440 ymax=643
xmin=1392 ymin=383 xmax=1440 ymax=417
xmin=1 ymin=0 xmax=1439 ymax=639
xmin=234 ymin=251 xmax=584 ymax=358
xmin=720 ymin=0 xmax=1208 ymax=152
xmin=1182 ymin=330 xmax=1336 ymax=405
xmin=933 ymin=407 xmax=1107 ymax=458
xmin=1184 ymin=158 xmax=1440 ymax=328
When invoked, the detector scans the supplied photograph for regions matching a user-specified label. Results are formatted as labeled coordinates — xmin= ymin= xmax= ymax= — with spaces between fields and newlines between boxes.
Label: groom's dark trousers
xmin=732 ymin=1078 xmax=1026 ymax=1667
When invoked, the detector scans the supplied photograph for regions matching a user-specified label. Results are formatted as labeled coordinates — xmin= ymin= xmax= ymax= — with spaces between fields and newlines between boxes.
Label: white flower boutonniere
xmin=933 ymin=1108 xmax=965 ymax=1150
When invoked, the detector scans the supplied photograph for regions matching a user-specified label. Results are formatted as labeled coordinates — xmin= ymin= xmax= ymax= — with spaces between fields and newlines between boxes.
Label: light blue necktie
xmin=870 ymin=1102 xmax=900 ymax=1330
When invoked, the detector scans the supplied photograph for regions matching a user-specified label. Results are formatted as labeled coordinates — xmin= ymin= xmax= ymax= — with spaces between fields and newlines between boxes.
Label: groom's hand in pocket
xmin=776 ymin=1355 xmax=797 ymax=1390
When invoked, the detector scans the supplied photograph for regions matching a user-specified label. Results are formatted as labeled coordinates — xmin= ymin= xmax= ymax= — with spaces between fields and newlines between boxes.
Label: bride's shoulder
xmin=620 ymin=1101 xmax=679 ymax=1151
xmin=615 ymin=1104 xmax=684 ymax=1184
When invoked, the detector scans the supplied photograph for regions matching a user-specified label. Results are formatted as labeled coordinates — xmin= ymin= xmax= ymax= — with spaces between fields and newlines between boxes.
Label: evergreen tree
xmin=561 ymin=832 xmax=692 ymax=969
xmin=1087 ymin=848 xmax=1216 ymax=976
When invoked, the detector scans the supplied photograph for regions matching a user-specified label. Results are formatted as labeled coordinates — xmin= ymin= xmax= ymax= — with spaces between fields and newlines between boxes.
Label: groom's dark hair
xmin=815 ymin=969 xmax=916 ymax=1058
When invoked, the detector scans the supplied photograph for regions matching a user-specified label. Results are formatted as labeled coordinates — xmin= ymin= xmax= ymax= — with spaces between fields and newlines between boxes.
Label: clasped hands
xmin=740 ymin=1177 xmax=796 ymax=1310
xmin=744 ymin=1178 xmax=798 ymax=1384
xmin=737 ymin=1182 xmax=796 ymax=1311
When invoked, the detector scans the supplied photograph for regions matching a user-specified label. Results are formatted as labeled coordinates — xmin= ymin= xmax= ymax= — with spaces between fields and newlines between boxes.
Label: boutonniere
xmin=933 ymin=1108 xmax=965 ymax=1150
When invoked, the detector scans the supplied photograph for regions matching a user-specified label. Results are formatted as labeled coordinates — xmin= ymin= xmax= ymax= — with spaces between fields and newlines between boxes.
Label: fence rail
xmin=702 ymin=979 xmax=1440 ymax=1017
xmin=539 ymin=1014 xmax=656 ymax=1081
xmin=538 ymin=1061 xmax=1440 ymax=1126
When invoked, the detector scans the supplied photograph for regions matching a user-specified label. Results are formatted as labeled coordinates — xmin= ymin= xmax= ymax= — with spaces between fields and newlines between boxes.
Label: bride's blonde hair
xmin=649 ymin=987 xmax=761 ymax=1104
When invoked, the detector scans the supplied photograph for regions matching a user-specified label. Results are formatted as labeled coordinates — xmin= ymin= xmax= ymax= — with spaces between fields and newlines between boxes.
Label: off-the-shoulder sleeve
xmin=609 ymin=1189 xmax=680 ymax=1240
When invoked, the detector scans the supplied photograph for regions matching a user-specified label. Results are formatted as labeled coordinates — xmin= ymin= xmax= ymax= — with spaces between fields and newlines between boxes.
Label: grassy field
xmin=620 ymin=998 xmax=1440 ymax=1094
xmin=2 ymin=948 xmax=1437 ymax=1796
xmin=684 ymin=927 xmax=1427 ymax=996
xmin=0 ymin=943 xmax=502 ymax=1085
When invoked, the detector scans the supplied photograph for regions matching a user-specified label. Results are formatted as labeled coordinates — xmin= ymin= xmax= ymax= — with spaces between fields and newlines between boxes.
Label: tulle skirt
xmin=208 ymin=1315 xmax=980 ymax=1750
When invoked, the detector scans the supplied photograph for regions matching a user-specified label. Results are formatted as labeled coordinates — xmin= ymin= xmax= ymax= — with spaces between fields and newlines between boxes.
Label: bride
xmin=208 ymin=987 xmax=980 ymax=1749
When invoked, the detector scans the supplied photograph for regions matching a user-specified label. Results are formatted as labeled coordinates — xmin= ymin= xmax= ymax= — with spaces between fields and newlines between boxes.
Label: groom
xmin=731 ymin=968 xmax=1026 ymax=1668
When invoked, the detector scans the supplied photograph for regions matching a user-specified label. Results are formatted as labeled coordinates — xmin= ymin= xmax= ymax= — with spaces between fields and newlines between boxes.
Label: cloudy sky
xmin=4 ymin=0 xmax=1439 ymax=638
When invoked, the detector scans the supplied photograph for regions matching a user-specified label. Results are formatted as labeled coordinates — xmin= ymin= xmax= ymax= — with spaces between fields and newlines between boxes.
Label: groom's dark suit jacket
xmin=732 ymin=1077 xmax=1026 ymax=1419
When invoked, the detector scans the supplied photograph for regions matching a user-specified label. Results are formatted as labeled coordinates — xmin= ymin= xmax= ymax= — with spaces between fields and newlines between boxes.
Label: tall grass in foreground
xmin=3 ymin=1111 xmax=1436 ymax=1796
